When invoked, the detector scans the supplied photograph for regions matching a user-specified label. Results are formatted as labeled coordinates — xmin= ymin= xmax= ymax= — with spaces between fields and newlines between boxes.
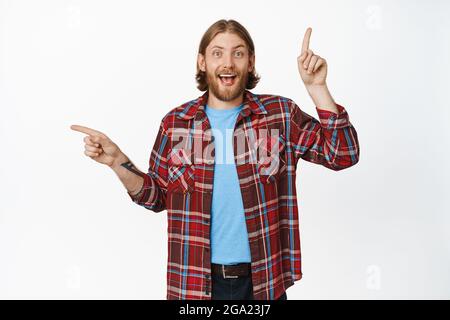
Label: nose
xmin=222 ymin=52 xmax=234 ymax=69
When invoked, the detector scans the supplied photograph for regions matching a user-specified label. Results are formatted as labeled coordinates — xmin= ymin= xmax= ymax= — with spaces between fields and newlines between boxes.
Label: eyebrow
xmin=211 ymin=44 xmax=246 ymax=50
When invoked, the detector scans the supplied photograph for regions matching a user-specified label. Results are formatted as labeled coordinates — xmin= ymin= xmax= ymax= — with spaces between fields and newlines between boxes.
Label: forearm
xmin=290 ymin=99 xmax=359 ymax=170
xmin=109 ymin=151 xmax=144 ymax=196
xmin=305 ymin=84 xmax=339 ymax=114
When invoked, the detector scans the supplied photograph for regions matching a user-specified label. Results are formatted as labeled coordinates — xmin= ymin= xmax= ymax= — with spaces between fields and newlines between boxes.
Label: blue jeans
xmin=211 ymin=273 xmax=287 ymax=300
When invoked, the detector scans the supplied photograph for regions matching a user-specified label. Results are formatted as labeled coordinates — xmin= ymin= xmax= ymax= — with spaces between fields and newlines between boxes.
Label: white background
xmin=1 ymin=0 xmax=449 ymax=299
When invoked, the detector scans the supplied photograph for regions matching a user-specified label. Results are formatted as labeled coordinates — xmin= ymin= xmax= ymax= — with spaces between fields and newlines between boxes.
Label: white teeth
xmin=219 ymin=74 xmax=235 ymax=77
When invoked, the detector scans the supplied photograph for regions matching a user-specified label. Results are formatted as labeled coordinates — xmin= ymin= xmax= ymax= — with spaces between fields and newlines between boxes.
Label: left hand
xmin=297 ymin=28 xmax=327 ymax=87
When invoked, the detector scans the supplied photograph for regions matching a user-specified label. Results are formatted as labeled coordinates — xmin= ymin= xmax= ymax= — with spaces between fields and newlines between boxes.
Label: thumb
xmin=90 ymin=135 xmax=105 ymax=146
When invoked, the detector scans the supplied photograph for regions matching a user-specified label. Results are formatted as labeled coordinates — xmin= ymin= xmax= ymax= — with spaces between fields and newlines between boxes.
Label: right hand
xmin=70 ymin=124 xmax=123 ymax=167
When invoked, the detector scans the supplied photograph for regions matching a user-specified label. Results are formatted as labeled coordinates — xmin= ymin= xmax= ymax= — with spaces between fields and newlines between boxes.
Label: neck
xmin=206 ymin=90 xmax=244 ymax=110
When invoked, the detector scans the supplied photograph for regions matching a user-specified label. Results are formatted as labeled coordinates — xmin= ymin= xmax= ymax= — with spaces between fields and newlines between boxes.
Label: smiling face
xmin=198 ymin=32 xmax=255 ymax=102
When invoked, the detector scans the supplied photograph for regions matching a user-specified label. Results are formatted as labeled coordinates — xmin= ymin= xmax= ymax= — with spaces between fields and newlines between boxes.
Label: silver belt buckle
xmin=222 ymin=265 xmax=239 ymax=279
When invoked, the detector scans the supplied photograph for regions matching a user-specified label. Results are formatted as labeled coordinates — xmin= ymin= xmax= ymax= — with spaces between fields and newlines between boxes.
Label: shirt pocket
xmin=257 ymin=133 xmax=287 ymax=184
xmin=168 ymin=164 xmax=195 ymax=194
xmin=167 ymin=149 xmax=195 ymax=194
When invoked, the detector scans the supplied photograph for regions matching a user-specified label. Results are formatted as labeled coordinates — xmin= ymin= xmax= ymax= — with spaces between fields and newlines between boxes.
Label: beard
xmin=205 ymin=67 xmax=248 ymax=102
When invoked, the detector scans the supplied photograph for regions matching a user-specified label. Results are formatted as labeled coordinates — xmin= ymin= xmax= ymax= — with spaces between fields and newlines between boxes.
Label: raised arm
xmin=291 ymin=28 xmax=360 ymax=170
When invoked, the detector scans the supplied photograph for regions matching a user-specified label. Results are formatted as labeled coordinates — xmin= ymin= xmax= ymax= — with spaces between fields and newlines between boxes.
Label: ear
xmin=197 ymin=53 xmax=206 ymax=72
xmin=248 ymin=54 xmax=255 ymax=73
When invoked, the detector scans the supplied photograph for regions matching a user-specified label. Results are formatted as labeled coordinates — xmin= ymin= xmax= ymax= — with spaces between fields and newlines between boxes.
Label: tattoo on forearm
xmin=121 ymin=161 xmax=145 ymax=198
xmin=120 ymin=161 xmax=143 ymax=176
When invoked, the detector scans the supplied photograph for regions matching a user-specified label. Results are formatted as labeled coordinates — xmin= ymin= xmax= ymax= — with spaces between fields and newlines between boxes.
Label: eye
xmin=235 ymin=51 xmax=243 ymax=57
xmin=212 ymin=51 xmax=221 ymax=57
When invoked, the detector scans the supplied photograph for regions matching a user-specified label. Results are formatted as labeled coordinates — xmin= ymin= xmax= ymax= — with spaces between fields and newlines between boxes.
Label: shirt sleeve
xmin=289 ymin=100 xmax=360 ymax=170
xmin=127 ymin=120 xmax=169 ymax=212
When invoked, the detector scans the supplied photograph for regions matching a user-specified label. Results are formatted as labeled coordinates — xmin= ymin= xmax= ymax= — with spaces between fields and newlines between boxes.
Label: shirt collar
xmin=176 ymin=89 xmax=268 ymax=120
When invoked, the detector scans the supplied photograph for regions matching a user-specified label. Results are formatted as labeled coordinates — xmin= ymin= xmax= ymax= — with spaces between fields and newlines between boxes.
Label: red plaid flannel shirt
xmin=128 ymin=89 xmax=360 ymax=300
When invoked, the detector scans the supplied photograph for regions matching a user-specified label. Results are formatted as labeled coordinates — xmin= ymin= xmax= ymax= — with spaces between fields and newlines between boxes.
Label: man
xmin=71 ymin=19 xmax=360 ymax=300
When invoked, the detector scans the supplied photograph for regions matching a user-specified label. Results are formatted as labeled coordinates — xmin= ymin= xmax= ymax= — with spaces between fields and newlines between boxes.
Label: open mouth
xmin=218 ymin=74 xmax=237 ymax=86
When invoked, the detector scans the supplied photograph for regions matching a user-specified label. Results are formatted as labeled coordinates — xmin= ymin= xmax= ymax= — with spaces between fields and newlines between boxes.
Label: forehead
xmin=207 ymin=32 xmax=247 ymax=50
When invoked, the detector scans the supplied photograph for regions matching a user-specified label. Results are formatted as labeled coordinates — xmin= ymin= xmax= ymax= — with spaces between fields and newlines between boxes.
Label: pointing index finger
xmin=70 ymin=124 xmax=102 ymax=136
xmin=301 ymin=27 xmax=312 ymax=54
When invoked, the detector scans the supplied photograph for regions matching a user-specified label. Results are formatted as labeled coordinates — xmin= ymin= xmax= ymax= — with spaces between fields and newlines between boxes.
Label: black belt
xmin=211 ymin=263 xmax=251 ymax=279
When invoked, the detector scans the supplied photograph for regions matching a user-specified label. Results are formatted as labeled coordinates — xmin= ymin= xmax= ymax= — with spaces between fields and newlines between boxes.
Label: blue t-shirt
xmin=204 ymin=103 xmax=252 ymax=265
